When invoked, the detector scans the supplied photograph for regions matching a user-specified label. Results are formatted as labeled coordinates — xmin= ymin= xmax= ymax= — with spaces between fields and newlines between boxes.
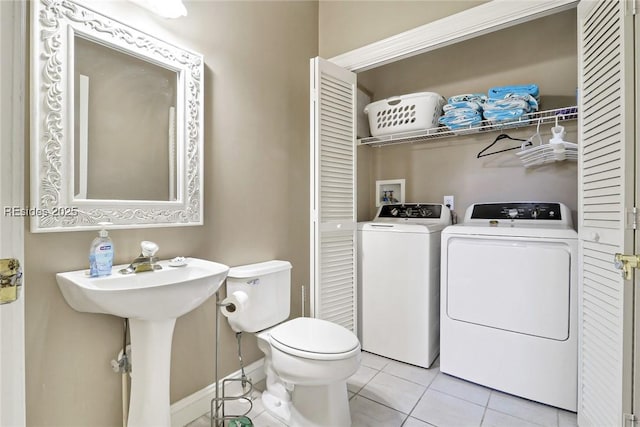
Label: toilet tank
xmin=225 ymin=260 xmax=292 ymax=333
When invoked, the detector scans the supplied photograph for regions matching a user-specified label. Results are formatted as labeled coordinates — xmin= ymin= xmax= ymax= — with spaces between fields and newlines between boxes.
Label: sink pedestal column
xmin=127 ymin=318 xmax=177 ymax=427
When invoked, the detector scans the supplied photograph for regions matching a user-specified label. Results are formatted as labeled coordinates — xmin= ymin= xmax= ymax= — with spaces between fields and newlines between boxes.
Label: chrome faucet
xmin=119 ymin=241 xmax=162 ymax=274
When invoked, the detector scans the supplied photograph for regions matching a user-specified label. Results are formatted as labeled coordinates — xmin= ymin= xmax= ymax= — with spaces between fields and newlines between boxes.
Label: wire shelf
xmin=358 ymin=106 xmax=578 ymax=148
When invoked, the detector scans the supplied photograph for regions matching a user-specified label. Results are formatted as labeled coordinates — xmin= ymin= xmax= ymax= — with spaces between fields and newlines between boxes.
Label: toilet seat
xmin=268 ymin=317 xmax=360 ymax=361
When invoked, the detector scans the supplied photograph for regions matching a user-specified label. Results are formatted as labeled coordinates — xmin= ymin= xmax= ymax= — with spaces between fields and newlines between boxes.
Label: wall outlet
xmin=444 ymin=195 xmax=455 ymax=210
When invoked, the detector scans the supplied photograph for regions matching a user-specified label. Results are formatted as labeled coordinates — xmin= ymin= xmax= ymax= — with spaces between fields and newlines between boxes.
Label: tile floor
xmin=188 ymin=352 xmax=578 ymax=427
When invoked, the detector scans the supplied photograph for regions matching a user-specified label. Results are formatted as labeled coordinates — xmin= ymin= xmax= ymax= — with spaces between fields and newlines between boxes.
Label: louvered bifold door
xmin=309 ymin=57 xmax=357 ymax=331
xmin=578 ymin=1 xmax=635 ymax=425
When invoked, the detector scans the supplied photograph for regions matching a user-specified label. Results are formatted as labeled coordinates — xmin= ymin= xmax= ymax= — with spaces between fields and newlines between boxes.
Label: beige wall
xmin=25 ymin=1 xmax=317 ymax=425
xmin=355 ymin=10 xmax=578 ymax=223
xmin=318 ymin=0 xmax=487 ymax=58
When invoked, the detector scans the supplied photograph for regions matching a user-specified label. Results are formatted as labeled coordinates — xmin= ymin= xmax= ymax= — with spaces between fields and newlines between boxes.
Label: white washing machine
xmin=357 ymin=203 xmax=451 ymax=368
xmin=440 ymin=202 xmax=578 ymax=411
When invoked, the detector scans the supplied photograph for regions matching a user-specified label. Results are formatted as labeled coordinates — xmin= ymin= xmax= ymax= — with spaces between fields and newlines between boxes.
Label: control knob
xmin=531 ymin=207 xmax=540 ymax=219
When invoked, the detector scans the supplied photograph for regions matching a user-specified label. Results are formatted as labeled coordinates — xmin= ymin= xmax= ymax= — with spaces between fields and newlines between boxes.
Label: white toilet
xmin=224 ymin=260 xmax=361 ymax=427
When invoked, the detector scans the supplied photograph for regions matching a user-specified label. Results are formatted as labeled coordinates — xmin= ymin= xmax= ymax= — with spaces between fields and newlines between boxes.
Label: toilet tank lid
xmin=228 ymin=260 xmax=292 ymax=279
xmin=269 ymin=317 xmax=360 ymax=355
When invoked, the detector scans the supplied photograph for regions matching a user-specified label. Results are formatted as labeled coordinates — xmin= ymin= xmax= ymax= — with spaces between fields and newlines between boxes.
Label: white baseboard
xmin=171 ymin=358 xmax=266 ymax=427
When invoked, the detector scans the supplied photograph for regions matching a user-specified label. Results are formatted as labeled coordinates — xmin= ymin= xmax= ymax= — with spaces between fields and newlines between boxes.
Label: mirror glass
xmin=31 ymin=0 xmax=204 ymax=232
xmin=73 ymin=36 xmax=178 ymax=201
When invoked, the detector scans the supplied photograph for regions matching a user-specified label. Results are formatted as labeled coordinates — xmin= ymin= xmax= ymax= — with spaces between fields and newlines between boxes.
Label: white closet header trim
xmin=329 ymin=0 xmax=579 ymax=72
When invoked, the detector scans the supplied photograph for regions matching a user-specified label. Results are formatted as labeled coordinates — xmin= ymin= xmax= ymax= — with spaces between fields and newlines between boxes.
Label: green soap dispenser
xmin=89 ymin=222 xmax=114 ymax=277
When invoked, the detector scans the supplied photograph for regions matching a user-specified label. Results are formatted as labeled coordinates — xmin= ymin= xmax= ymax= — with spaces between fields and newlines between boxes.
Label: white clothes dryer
xmin=358 ymin=203 xmax=451 ymax=368
xmin=440 ymin=202 xmax=578 ymax=411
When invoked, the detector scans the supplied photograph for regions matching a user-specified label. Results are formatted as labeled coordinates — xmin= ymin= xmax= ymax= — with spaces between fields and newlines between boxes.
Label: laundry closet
xmin=311 ymin=1 xmax=639 ymax=425
xmin=309 ymin=5 xmax=579 ymax=333
xmin=355 ymin=9 xmax=579 ymax=223
xmin=354 ymin=7 xmax=580 ymax=411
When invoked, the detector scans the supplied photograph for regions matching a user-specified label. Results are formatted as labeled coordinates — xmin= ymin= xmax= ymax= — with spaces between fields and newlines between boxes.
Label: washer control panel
xmin=470 ymin=202 xmax=562 ymax=220
xmin=377 ymin=203 xmax=443 ymax=219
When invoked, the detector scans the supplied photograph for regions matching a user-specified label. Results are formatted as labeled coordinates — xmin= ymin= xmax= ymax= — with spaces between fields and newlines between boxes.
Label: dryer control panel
xmin=377 ymin=203 xmax=443 ymax=219
xmin=470 ymin=202 xmax=562 ymax=220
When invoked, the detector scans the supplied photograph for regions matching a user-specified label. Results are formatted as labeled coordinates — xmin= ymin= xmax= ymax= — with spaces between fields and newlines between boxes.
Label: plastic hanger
xmin=517 ymin=119 xmax=545 ymax=157
xmin=477 ymin=133 xmax=531 ymax=158
xmin=516 ymin=118 xmax=577 ymax=167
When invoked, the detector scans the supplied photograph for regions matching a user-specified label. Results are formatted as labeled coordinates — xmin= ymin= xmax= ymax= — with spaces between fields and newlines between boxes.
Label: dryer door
xmin=446 ymin=235 xmax=571 ymax=341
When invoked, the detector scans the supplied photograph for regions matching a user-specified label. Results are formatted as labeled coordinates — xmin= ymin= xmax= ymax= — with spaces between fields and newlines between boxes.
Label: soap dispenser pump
xmin=89 ymin=222 xmax=114 ymax=277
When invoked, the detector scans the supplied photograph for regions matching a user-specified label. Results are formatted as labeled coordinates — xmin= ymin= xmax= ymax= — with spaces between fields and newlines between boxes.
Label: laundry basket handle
xmin=386 ymin=96 xmax=402 ymax=106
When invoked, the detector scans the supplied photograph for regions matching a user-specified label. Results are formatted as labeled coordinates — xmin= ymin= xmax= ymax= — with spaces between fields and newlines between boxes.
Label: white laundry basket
xmin=364 ymin=92 xmax=446 ymax=137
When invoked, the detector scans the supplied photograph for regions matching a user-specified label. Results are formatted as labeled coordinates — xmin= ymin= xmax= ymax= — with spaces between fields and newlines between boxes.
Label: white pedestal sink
xmin=56 ymin=258 xmax=229 ymax=427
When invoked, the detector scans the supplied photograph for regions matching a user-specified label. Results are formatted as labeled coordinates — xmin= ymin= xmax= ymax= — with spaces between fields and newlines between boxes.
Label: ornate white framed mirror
xmin=30 ymin=0 xmax=204 ymax=232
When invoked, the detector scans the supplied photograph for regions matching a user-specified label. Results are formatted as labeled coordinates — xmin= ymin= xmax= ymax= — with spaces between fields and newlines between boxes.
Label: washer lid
xmin=269 ymin=317 xmax=360 ymax=355
xmin=358 ymin=222 xmax=445 ymax=233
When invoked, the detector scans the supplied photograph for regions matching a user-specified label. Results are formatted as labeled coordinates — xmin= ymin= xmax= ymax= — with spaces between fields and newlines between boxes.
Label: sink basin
xmin=56 ymin=258 xmax=229 ymax=320
xmin=56 ymin=257 xmax=229 ymax=427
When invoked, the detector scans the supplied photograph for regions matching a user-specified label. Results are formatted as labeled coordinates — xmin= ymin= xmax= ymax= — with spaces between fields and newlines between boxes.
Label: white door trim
xmin=635 ymin=6 xmax=640 ymax=422
xmin=0 ymin=1 xmax=27 ymax=426
xmin=328 ymin=0 xmax=578 ymax=72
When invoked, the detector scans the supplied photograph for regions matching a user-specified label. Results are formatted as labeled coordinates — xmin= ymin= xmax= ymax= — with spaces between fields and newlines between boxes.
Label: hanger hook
xmin=555 ymin=115 xmax=559 ymax=127
xmin=536 ymin=117 xmax=542 ymax=133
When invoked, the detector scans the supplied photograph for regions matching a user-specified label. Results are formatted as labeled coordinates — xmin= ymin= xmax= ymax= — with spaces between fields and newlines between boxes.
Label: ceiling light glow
xmin=128 ymin=0 xmax=187 ymax=19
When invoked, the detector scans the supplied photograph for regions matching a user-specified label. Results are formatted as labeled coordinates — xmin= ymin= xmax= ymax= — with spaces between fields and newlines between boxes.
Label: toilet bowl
xmin=258 ymin=317 xmax=361 ymax=426
xmin=223 ymin=261 xmax=361 ymax=427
